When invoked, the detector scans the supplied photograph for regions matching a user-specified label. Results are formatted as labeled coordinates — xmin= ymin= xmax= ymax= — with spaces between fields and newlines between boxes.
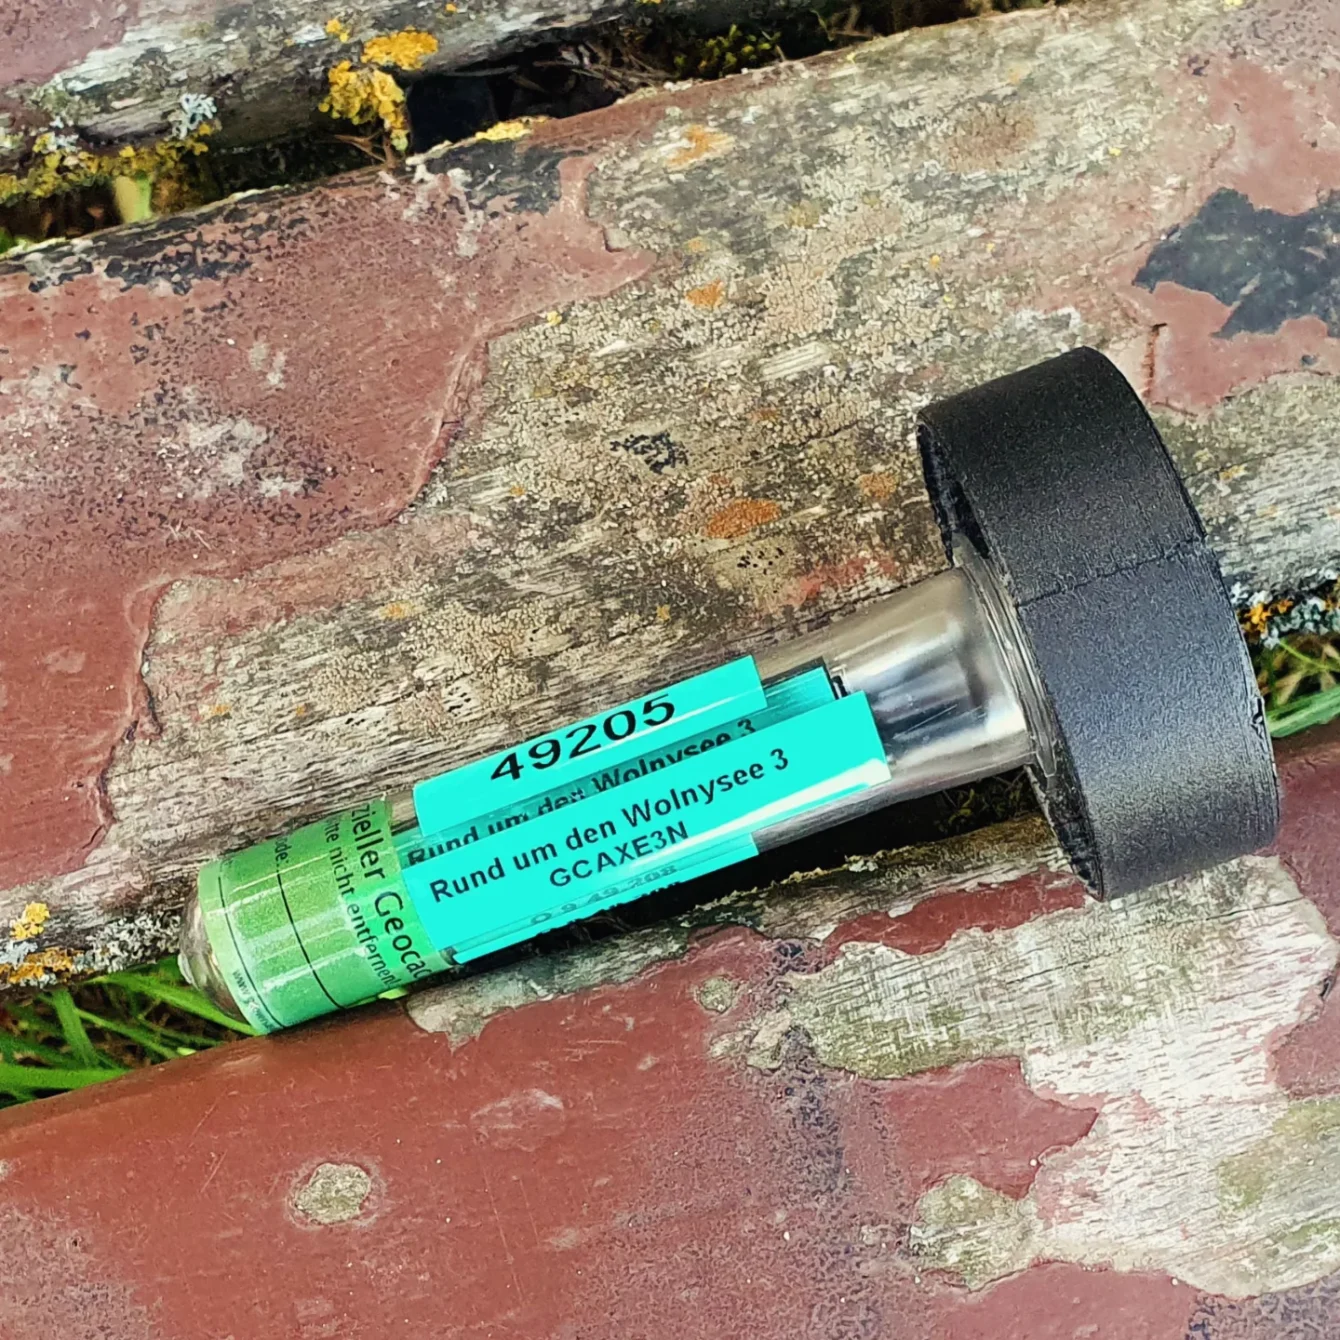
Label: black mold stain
xmin=613 ymin=431 xmax=685 ymax=475
xmin=1185 ymin=1268 xmax=1340 ymax=1338
xmin=422 ymin=138 xmax=567 ymax=215
xmin=1135 ymin=187 xmax=1340 ymax=338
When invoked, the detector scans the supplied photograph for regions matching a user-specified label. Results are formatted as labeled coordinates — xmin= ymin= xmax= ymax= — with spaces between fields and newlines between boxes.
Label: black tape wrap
xmin=917 ymin=347 xmax=1279 ymax=898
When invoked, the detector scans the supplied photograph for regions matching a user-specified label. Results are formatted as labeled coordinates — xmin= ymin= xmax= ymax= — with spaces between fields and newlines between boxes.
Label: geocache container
xmin=180 ymin=348 xmax=1280 ymax=1032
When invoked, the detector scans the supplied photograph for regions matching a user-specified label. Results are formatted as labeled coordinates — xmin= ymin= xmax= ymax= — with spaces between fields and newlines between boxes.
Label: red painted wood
xmin=0 ymin=732 xmax=1335 ymax=1339
xmin=0 ymin=157 xmax=649 ymax=888
xmin=1269 ymin=720 xmax=1340 ymax=1098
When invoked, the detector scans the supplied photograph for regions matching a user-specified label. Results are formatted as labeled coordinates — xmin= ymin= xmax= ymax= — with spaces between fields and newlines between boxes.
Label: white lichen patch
xmin=740 ymin=856 xmax=1338 ymax=1297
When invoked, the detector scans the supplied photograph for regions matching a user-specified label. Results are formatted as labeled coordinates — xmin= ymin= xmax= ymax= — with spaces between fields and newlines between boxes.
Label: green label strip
xmin=412 ymin=657 xmax=766 ymax=835
xmin=198 ymin=799 xmax=442 ymax=1032
xmin=402 ymin=693 xmax=890 ymax=958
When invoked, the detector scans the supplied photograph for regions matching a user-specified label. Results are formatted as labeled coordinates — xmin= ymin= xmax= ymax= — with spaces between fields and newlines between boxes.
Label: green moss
xmin=910 ymin=1175 xmax=1038 ymax=1288
xmin=1219 ymin=1099 xmax=1340 ymax=1214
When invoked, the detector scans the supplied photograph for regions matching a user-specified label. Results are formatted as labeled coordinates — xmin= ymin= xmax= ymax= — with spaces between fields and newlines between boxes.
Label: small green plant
xmin=0 ymin=957 xmax=252 ymax=1107
xmin=673 ymin=25 xmax=783 ymax=79
xmin=1257 ymin=633 xmax=1340 ymax=739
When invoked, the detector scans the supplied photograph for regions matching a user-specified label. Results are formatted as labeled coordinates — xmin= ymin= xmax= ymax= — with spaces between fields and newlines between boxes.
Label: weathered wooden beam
xmin=0 ymin=722 xmax=1335 ymax=1336
xmin=0 ymin=0 xmax=813 ymax=167
xmin=3 ymin=0 xmax=1339 ymax=985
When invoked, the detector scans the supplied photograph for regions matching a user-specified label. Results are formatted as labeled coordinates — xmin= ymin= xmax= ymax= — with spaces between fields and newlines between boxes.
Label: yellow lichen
xmin=9 ymin=902 xmax=50 ymax=942
xmin=474 ymin=117 xmax=545 ymax=143
xmin=0 ymin=124 xmax=214 ymax=213
xmin=361 ymin=29 xmax=438 ymax=70
xmin=0 ymin=947 xmax=75 ymax=984
xmin=325 ymin=16 xmax=352 ymax=40
xmin=320 ymin=60 xmax=412 ymax=150
xmin=1242 ymin=598 xmax=1297 ymax=641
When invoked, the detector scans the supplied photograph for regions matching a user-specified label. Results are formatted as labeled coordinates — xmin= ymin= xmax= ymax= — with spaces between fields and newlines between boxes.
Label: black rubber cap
xmin=918 ymin=347 xmax=1279 ymax=898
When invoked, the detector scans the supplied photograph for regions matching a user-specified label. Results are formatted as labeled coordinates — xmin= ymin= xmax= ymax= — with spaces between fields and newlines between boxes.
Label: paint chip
xmin=293 ymin=1163 xmax=373 ymax=1224
xmin=695 ymin=975 xmax=740 ymax=1013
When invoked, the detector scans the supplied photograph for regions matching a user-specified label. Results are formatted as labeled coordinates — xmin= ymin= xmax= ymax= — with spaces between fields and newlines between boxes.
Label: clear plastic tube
xmin=180 ymin=542 xmax=1053 ymax=1030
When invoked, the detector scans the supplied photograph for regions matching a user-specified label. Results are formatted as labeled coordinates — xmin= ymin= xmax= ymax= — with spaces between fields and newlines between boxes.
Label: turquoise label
xmin=402 ymin=692 xmax=891 ymax=959
xmin=413 ymin=657 xmax=767 ymax=836
xmin=396 ymin=665 xmax=836 ymax=870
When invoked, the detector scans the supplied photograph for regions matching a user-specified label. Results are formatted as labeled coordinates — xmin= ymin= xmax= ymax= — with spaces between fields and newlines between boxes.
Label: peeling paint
xmin=292 ymin=1162 xmax=373 ymax=1224
xmin=739 ymin=856 xmax=1338 ymax=1295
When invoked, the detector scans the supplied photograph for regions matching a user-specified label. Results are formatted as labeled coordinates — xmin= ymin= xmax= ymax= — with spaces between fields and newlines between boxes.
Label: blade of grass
xmin=1268 ymin=684 xmax=1340 ymax=739
xmin=0 ymin=1031 xmax=76 ymax=1068
xmin=0 ymin=1062 xmax=123 ymax=1093
xmin=1275 ymin=640 xmax=1338 ymax=678
xmin=97 ymin=972 xmax=256 ymax=1033
xmin=74 ymin=1008 xmax=180 ymax=1061
xmin=48 ymin=988 xmax=104 ymax=1069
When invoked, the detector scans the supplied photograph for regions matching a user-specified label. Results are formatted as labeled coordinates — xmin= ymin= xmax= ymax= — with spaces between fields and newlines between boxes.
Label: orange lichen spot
xmin=1241 ymin=598 xmax=1296 ymax=640
xmin=325 ymin=16 xmax=352 ymax=40
xmin=656 ymin=604 xmax=672 ymax=622
xmin=546 ymin=310 xmax=564 ymax=326
xmin=509 ymin=484 xmax=527 ymax=497
xmin=9 ymin=901 xmax=49 ymax=942
xmin=293 ymin=703 xmax=310 ymax=718
xmin=1 ymin=947 xmax=75 ymax=984
xmin=748 ymin=406 xmax=780 ymax=422
xmin=684 ymin=236 xmax=710 ymax=254
xmin=444 ymin=2 xmax=458 ymax=10
xmin=667 ymin=125 xmax=734 ymax=169
xmin=686 ymin=279 xmax=726 ymax=309
xmin=362 ymin=29 xmax=438 ymax=70
xmin=475 ymin=117 xmax=544 ymax=142
xmin=201 ymin=702 xmax=232 ymax=720
xmin=858 ymin=471 xmax=901 ymax=503
xmin=378 ymin=600 xmax=417 ymax=620
xmin=1219 ymin=463 xmax=1248 ymax=483
xmin=927 ymin=254 xmax=942 ymax=272
xmin=704 ymin=498 xmax=782 ymax=540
